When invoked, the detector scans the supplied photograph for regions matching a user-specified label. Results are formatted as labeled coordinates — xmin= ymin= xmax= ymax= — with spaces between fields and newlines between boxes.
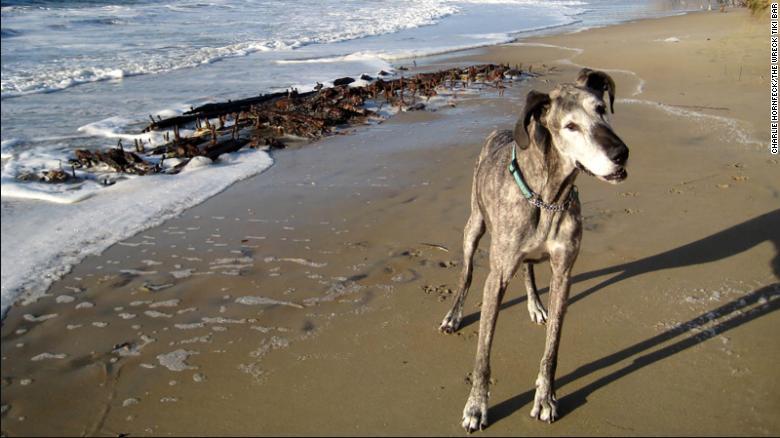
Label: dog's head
xmin=514 ymin=68 xmax=629 ymax=184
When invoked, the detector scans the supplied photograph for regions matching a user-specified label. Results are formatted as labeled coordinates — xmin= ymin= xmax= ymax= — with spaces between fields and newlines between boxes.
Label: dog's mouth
xmin=576 ymin=162 xmax=628 ymax=184
xmin=575 ymin=161 xmax=595 ymax=177
xmin=602 ymin=167 xmax=628 ymax=183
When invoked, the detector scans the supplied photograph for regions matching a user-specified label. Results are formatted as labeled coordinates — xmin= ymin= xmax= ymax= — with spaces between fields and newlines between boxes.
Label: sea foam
xmin=0 ymin=149 xmax=273 ymax=318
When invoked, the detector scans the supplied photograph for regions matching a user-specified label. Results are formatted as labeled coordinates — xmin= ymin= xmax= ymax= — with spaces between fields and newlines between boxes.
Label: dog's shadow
xmin=489 ymin=281 xmax=779 ymax=426
xmin=457 ymin=208 xmax=780 ymax=425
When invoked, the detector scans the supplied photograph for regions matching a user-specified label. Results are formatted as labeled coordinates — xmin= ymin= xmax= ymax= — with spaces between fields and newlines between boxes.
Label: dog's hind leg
xmin=523 ymin=263 xmax=548 ymax=325
xmin=439 ymin=206 xmax=485 ymax=333
xmin=440 ymin=129 xmax=505 ymax=334
xmin=461 ymin=238 xmax=522 ymax=432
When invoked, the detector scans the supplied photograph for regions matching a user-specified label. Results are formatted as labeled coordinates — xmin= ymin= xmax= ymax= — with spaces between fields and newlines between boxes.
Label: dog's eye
xmin=565 ymin=122 xmax=580 ymax=131
xmin=595 ymin=105 xmax=606 ymax=115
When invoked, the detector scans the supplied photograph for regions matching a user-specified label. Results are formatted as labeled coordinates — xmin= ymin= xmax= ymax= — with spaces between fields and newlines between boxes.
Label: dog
xmin=439 ymin=68 xmax=629 ymax=432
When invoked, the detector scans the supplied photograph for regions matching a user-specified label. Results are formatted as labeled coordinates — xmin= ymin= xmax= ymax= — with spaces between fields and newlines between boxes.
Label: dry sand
xmin=1 ymin=8 xmax=778 ymax=436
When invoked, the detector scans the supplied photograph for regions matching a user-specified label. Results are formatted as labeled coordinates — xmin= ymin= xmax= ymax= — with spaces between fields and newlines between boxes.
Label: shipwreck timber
xmin=19 ymin=63 xmax=534 ymax=183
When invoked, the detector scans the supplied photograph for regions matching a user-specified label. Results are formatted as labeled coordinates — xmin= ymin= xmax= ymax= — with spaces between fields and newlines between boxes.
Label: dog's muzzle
xmin=590 ymin=124 xmax=630 ymax=183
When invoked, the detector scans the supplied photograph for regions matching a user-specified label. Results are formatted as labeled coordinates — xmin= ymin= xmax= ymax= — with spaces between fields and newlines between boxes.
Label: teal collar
xmin=507 ymin=143 xmax=578 ymax=211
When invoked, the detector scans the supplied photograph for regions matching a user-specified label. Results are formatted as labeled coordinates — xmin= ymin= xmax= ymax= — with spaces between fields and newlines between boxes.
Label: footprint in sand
xmin=23 ymin=313 xmax=57 ymax=322
xmin=122 ymin=398 xmax=139 ymax=407
xmin=139 ymin=282 xmax=174 ymax=292
xmin=400 ymin=249 xmax=423 ymax=258
xmin=144 ymin=310 xmax=172 ymax=318
xmin=422 ymin=284 xmax=454 ymax=302
xmin=30 ymin=352 xmax=67 ymax=361
xmin=157 ymin=349 xmax=199 ymax=371
xmin=175 ymin=322 xmax=205 ymax=330
xmin=390 ymin=268 xmax=420 ymax=283
xmin=149 ymin=299 xmax=181 ymax=309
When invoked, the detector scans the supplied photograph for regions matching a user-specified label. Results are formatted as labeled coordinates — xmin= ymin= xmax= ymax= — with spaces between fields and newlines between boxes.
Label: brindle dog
xmin=439 ymin=69 xmax=629 ymax=432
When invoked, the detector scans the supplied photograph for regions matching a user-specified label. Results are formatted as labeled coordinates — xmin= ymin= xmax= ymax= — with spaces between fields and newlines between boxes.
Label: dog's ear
xmin=576 ymin=68 xmax=616 ymax=113
xmin=514 ymin=90 xmax=551 ymax=150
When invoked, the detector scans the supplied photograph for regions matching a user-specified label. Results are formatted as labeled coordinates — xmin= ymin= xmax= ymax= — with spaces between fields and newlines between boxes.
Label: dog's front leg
xmin=461 ymin=270 xmax=507 ymax=432
xmin=530 ymin=250 xmax=574 ymax=423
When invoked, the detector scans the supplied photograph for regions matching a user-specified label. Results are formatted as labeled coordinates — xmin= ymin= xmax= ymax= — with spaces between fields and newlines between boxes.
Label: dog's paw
xmin=461 ymin=394 xmax=488 ymax=432
xmin=530 ymin=386 xmax=558 ymax=423
xmin=439 ymin=310 xmax=461 ymax=334
xmin=527 ymin=299 xmax=547 ymax=325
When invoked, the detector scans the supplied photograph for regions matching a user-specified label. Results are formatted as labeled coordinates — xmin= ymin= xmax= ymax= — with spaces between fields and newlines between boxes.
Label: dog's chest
xmin=521 ymin=243 xmax=549 ymax=263
xmin=518 ymin=213 xmax=571 ymax=262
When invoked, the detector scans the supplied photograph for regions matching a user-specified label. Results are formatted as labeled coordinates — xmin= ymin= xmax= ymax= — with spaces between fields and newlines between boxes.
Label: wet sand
xmin=2 ymin=8 xmax=779 ymax=436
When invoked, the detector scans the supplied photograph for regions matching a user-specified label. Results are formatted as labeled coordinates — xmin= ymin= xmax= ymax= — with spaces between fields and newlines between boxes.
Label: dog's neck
xmin=521 ymin=131 xmax=579 ymax=207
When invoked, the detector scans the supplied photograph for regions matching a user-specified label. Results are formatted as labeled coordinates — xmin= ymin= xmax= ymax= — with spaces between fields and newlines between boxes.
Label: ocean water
xmin=0 ymin=0 xmax=699 ymax=316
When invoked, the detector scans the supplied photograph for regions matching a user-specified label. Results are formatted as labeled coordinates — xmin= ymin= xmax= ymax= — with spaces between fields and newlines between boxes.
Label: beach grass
xmin=745 ymin=0 xmax=770 ymax=14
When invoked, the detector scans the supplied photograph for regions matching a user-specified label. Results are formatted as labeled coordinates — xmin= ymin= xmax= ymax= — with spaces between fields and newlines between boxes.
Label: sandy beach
xmin=2 ymin=7 xmax=778 ymax=436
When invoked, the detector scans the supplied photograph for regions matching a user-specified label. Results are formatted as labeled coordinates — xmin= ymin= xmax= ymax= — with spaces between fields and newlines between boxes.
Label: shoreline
xmin=2 ymin=7 xmax=779 ymax=436
xmin=0 ymin=4 xmax=718 ymax=315
xmin=0 ymin=5 xmax=715 ymax=318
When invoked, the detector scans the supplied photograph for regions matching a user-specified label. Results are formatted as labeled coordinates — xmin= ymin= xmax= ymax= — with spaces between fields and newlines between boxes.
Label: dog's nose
xmin=609 ymin=145 xmax=629 ymax=166
xmin=594 ymin=124 xmax=629 ymax=165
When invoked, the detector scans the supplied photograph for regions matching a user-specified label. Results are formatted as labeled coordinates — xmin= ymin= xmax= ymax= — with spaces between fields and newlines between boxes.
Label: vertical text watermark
xmin=772 ymin=2 xmax=779 ymax=154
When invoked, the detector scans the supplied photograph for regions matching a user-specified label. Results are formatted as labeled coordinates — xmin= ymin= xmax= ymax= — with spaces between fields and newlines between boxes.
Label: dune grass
xmin=744 ymin=0 xmax=770 ymax=14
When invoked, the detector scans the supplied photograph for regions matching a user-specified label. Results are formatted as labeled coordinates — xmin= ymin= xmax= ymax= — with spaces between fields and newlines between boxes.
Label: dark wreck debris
xmin=17 ymin=168 xmax=78 ymax=183
xmin=333 ymin=77 xmax=356 ymax=86
xmin=41 ymin=168 xmax=73 ymax=183
xmin=73 ymin=143 xmax=156 ymax=175
xmin=149 ymin=63 xmax=522 ymax=138
xmin=26 ymin=64 xmax=533 ymax=183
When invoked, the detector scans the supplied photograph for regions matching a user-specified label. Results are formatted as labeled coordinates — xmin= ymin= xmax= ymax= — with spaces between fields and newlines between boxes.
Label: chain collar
xmin=508 ymin=143 xmax=578 ymax=212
